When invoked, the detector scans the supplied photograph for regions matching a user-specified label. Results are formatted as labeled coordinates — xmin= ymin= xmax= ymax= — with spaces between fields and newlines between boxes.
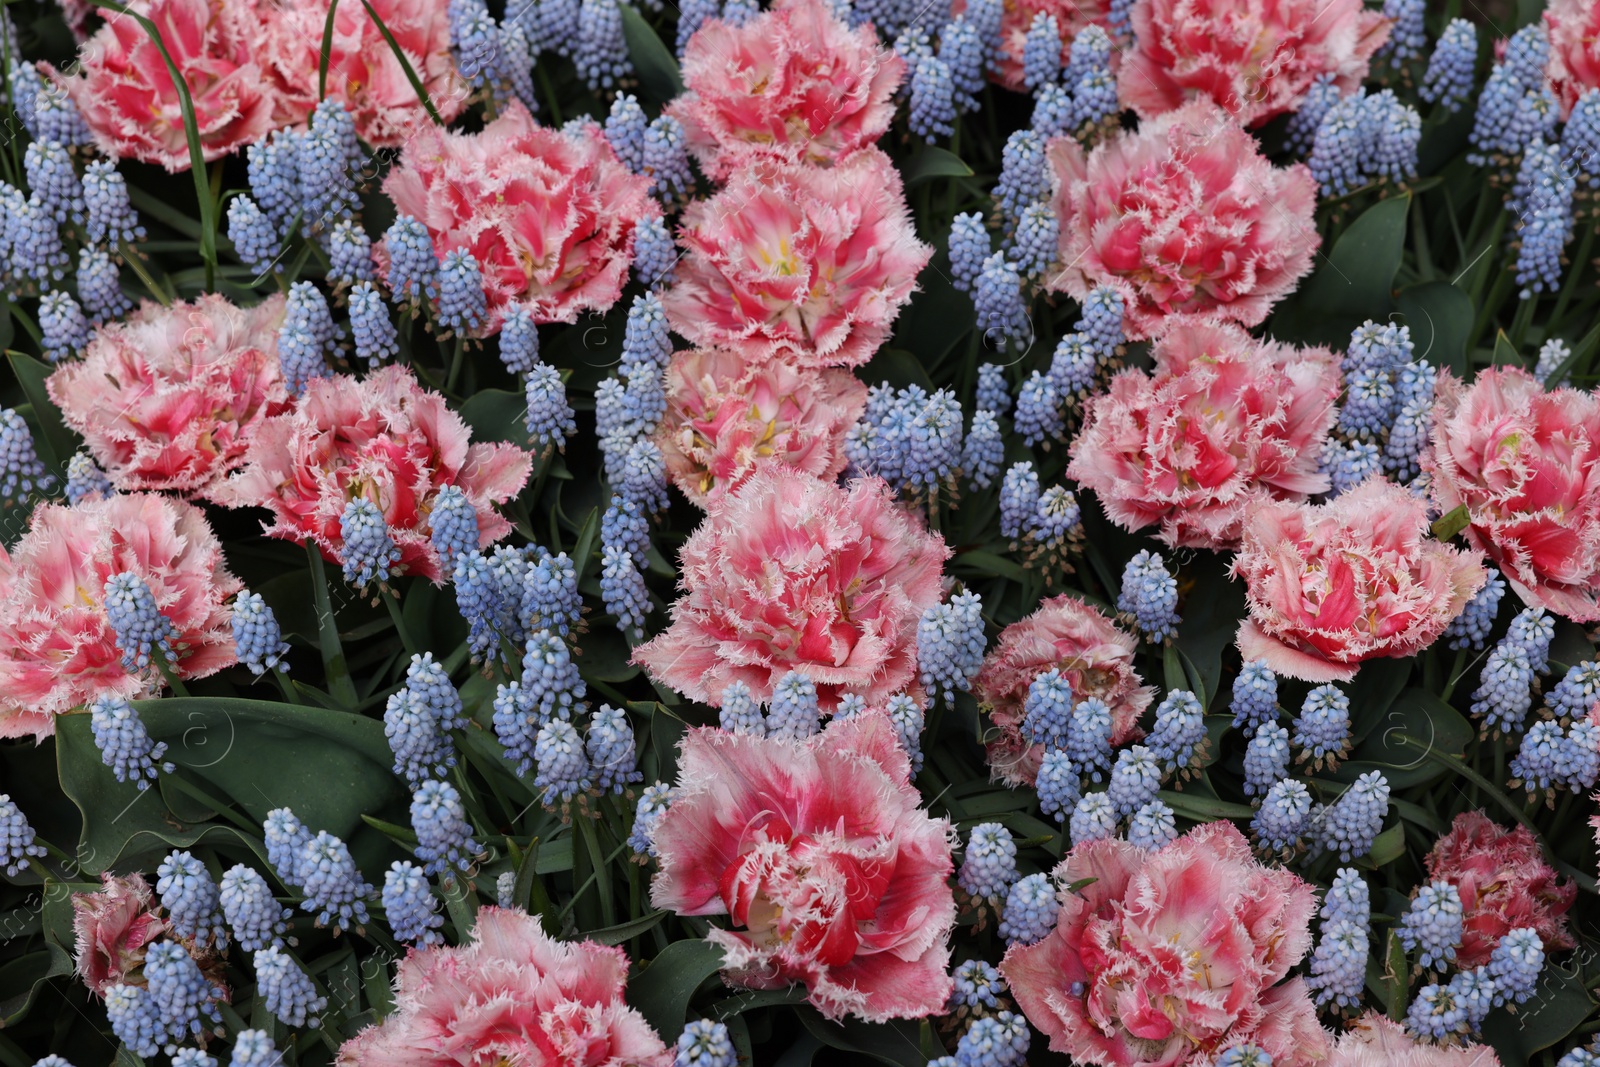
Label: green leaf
xmin=1430 ymin=504 xmax=1471 ymax=542
xmin=1356 ymin=822 xmax=1405 ymax=869
xmin=1308 ymin=195 xmax=1410 ymax=317
xmin=1395 ymin=281 xmax=1473 ymax=378
xmin=0 ymin=944 xmax=72 ymax=1026
xmin=0 ymin=947 xmax=71 ymax=1030
xmin=587 ymin=911 xmax=667 ymax=946
xmin=1346 ymin=658 xmax=1414 ymax=747
xmin=797 ymin=1008 xmax=928 ymax=1067
xmin=710 ymin=987 xmax=811 ymax=1016
xmin=951 ymin=549 xmax=1029 ymax=584
xmin=56 ymin=697 xmax=404 ymax=872
xmin=903 ymin=146 xmax=973 ymax=187
xmin=1481 ymin=958 xmax=1595 ymax=1061
xmin=1273 ymin=195 xmax=1410 ymax=345
xmin=621 ymin=5 xmax=683 ymax=104
xmin=1157 ymin=791 xmax=1255 ymax=821
xmin=5 ymin=351 xmax=74 ymax=469
xmin=1491 ymin=329 xmax=1520 ymax=367
xmin=1175 ymin=554 xmax=1246 ymax=709
xmin=627 ymin=939 xmax=726 ymax=1039
xmin=1344 ymin=687 xmax=1474 ymax=788
xmin=458 ymin=388 xmax=530 ymax=447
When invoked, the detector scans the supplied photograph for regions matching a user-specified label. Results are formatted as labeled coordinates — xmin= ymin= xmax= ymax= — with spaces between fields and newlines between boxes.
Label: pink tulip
xmin=209 ymin=365 xmax=531 ymax=584
xmin=47 ymin=295 xmax=290 ymax=496
xmin=1424 ymin=811 xmax=1574 ymax=969
xmin=337 ymin=906 xmax=671 ymax=1066
xmin=1068 ymin=317 xmax=1341 ymax=550
xmin=72 ymin=873 xmax=170 ymax=997
xmin=651 ymin=712 xmax=956 ymax=1021
xmin=1327 ymin=1013 xmax=1502 ymax=1067
xmin=1425 ymin=367 xmax=1600 ymax=623
xmin=661 ymin=147 xmax=932 ymax=368
xmin=656 ymin=347 xmax=867 ymax=509
xmin=1546 ymin=0 xmax=1600 ymax=119
xmin=380 ymin=101 xmax=659 ymax=327
xmin=633 ymin=469 xmax=948 ymax=711
xmin=265 ymin=0 xmax=468 ymax=147
xmin=1002 ymin=821 xmax=1328 ymax=1067
xmin=1120 ymin=0 xmax=1389 ymax=126
xmin=670 ymin=0 xmax=904 ymax=180
xmin=1046 ymin=102 xmax=1320 ymax=340
xmin=1233 ymin=479 xmax=1488 ymax=682
xmin=0 ymin=494 xmax=241 ymax=739
xmin=972 ymin=594 xmax=1154 ymax=787
xmin=50 ymin=0 xmax=284 ymax=171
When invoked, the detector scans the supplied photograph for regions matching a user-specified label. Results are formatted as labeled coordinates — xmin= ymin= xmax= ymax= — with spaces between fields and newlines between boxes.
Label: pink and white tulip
xmin=337 ymin=906 xmax=671 ymax=1066
xmin=1067 ymin=318 xmax=1341 ymax=550
xmin=1424 ymin=366 xmax=1600 ymax=623
xmin=670 ymin=0 xmax=904 ymax=180
xmin=1120 ymin=0 xmax=1389 ymax=126
xmin=210 ymin=365 xmax=531 ymax=584
xmin=1233 ymin=479 xmax=1488 ymax=682
xmin=1046 ymin=102 xmax=1319 ymax=340
xmin=1002 ymin=821 xmax=1328 ymax=1067
xmin=381 ymin=100 xmax=659 ymax=327
xmin=0 ymin=494 xmax=241 ymax=739
xmin=651 ymin=712 xmax=956 ymax=1022
xmin=47 ymin=294 xmax=290 ymax=496
xmin=656 ymin=347 xmax=867 ymax=509
xmin=633 ymin=469 xmax=948 ymax=712
xmin=661 ymin=148 xmax=931 ymax=368
xmin=972 ymin=594 xmax=1153 ymax=787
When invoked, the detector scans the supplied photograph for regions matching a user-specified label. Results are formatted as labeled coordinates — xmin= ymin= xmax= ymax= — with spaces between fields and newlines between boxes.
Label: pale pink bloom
xmin=661 ymin=148 xmax=932 ymax=368
xmin=656 ymin=346 xmax=868 ymax=509
xmin=1424 ymin=367 xmax=1600 ymax=623
xmin=380 ymin=100 xmax=658 ymax=326
xmin=47 ymin=294 xmax=289 ymax=496
xmin=1120 ymin=0 xmax=1389 ymax=126
xmin=1233 ymin=479 xmax=1488 ymax=683
xmin=337 ymin=906 xmax=671 ymax=1067
xmin=0 ymin=494 xmax=241 ymax=739
xmin=651 ymin=712 xmax=956 ymax=1022
xmin=51 ymin=0 xmax=284 ymax=171
xmin=1046 ymin=102 xmax=1319 ymax=340
xmin=633 ymin=469 xmax=949 ymax=711
xmin=265 ymin=0 xmax=468 ymax=147
xmin=1327 ymin=1013 xmax=1502 ymax=1067
xmin=1002 ymin=821 xmax=1327 ymax=1067
xmin=669 ymin=0 xmax=904 ymax=180
xmin=73 ymin=873 xmax=170 ymax=998
xmin=955 ymin=0 xmax=1123 ymax=93
xmin=1067 ymin=318 xmax=1340 ymax=550
xmin=1424 ymin=810 xmax=1575 ymax=969
xmin=972 ymin=594 xmax=1154 ymax=787
xmin=209 ymin=365 xmax=531 ymax=584
xmin=1546 ymin=0 xmax=1600 ymax=119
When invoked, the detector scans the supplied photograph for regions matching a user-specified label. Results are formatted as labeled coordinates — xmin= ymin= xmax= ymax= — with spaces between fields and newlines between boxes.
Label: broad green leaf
xmin=1308 ymin=194 xmax=1410 ymax=317
xmin=621 ymin=5 xmax=683 ymax=103
xmin=0 ymin=944 xmax=71 ymax=1026
xmin=797 ymin=1008 xmax=927 ymax=1067
xmin=1396 ymin=281 xmax=1473 ymax=377
xmin=1174 ymin=555 xmax=1245 ymax=710
xmin=458 ymin=387 xmax=530 ymax=447
xmin=1346 ymin=659 xmax=1414 ymax=747
xmin=627 ymin=939 xmax=726 ymax=1039
xmin=903 ymin=146 xmax=973 ymax=187
xmin=56 ymin=697 xmax=404 ymax=872
xmin=1481 ymin=958 xmax=1595 ymax=1061
xmin=1343 ymin=687 xmax=1473 ymax=788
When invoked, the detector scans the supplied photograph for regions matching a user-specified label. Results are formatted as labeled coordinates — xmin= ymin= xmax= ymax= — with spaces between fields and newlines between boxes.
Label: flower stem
xmin=380 ymin=587 xmax=420 ymax=660
xmin=306 ymin=541 xmax=360 ymax=708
